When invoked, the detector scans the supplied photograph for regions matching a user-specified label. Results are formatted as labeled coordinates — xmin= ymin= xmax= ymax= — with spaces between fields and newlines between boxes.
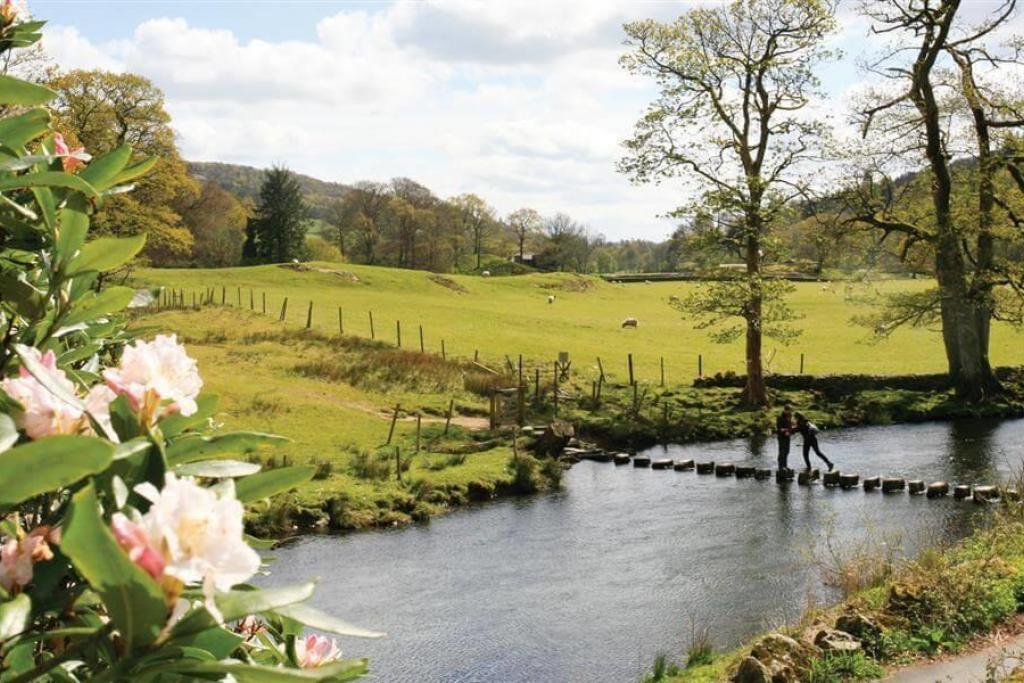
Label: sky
xmin=28 ymin=0 xmax=1021 ymax=241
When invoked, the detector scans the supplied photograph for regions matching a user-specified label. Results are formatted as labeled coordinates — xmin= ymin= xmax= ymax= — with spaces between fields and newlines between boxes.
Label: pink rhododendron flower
xmin=0 ymin=527 xmax=56 ymax=594
xmin=1 ymin=349 xmax=84 ymax=439
xmin=116 ymin=474 xmax=259 ymax=619
xmin=295 ymin=634 xmax=342 ymax=669
xmin=0 ymin=0 xmax=23 ymax=24
xmin=111 ymin=513 xmax=166 ymax=580
xmin=103 ymin=335 xmax=203 ymax=425
xmin=51 ymin=133 xmax=89 ymax=173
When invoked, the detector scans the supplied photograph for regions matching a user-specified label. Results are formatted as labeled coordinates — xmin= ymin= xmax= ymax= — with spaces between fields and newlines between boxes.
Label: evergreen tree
xmin=249 ymin=166 xmax=308 ymax=263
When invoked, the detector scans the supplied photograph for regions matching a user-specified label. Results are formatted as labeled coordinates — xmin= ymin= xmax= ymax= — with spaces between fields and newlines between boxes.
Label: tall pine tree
xmin=246 ymin=166 xmax=308 ymax=263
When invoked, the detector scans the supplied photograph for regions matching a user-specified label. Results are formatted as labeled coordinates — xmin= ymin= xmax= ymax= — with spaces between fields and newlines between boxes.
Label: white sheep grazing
xmin=547 ymin=295 xmax=556 ymax=304
xmin=668 ymin=294 xmax=680 ymax=304
xmin=481 ymin=270 xmax=491 ymax=277
xmin=621 ymin=317 xmax=639 ymax=329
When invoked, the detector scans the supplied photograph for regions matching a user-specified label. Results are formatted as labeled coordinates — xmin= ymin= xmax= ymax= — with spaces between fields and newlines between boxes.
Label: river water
xmin=262 ymin=419 xmax=1024 ymax=683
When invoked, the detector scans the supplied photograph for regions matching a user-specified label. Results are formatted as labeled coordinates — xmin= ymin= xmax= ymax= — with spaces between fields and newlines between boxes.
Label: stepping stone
xmin=673 ymin=459 xmax=695 ymax=471
xmin=714 ymin=462 xmax=736 ymax=477
xmin=863 ymin=476 xmax=881 ymax=492
xmin=798 ymin=469 xmax=820 ymax=485
xmin=926 ymin=482 xmax=949 ymax=498
xmin=735 ymin=465 xmax=756 ymax=479
xmin=881 ymin=478 xmax=906 ymax=493
xmin=908 ymin=480 xmax=925 ymax=495
xmin=822 ymin=471 xmax=842 ymax=487
xmin=754 ymin=468 xmax=772 ymax=480
xmin=633 ymin=456 xmax=651 ymax=468
xmin=613 ymin=453 xmax=631 ymax=465
xmin=584 ymin=451 xmax=614 ymax=463
xmin=953 ymin=484 xmax=972 ymax=500
xmin=651 ymin=459 xmax=673 ymax=470
xmin=839 ymin=473 xmax=860 ymax=489
xmin=973 ymin=485 xmax=998 ymax=504
xmin=696 ymin=461 xmax=715 ymax=474
xmin=1004 ymin=488 xmax=1021 ymax=502
xmin=776 ymin=468 xmax=795 ymax=484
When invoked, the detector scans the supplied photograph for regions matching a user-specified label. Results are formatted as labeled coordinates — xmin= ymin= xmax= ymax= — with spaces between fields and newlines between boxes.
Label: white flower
xmin=132 ymin=473 xmax=259 ymax=619
xmin=295 ymin=634 xmax=342 ymax=669
xmin=103 ymin=335 xmax=202 ymax=423
xmin=1 ymin=349 xmax=84 ymax=439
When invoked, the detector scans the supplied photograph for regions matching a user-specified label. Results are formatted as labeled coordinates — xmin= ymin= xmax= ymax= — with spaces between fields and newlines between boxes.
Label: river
xmin=261 ymin=418 xmax=1024 ymax=682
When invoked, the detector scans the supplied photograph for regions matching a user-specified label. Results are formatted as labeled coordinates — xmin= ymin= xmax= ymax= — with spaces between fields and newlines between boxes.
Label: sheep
xmin=481 ymin=270 xmax=491 ymax=277
xmin=547 ymin=295 xmax=556 ymax=304
xmin=621 ymin=317 xmax=639 ymax=329
xmin=668 ymin=294 xmax=680 ymax=304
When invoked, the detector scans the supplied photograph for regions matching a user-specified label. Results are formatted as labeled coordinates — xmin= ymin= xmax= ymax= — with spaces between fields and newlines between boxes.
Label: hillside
xmin=188 ymin=161 xmax=351 ymax=220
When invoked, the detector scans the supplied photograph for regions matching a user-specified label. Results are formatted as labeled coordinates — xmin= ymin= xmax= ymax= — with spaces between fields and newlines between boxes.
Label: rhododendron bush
xmin=0 ymin=9 xmax=377 ymax=682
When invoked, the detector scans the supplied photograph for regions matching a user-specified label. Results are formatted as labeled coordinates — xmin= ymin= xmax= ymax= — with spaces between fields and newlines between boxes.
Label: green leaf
xmin=175 ymin=459 xmax=261 ymax=478
xmin=0 ymin=594 xmax=31 ymax=642
xmin=171 ymin=660 xmax=368 ymax=682
xmin=55 ymin=201 xmax=90 ymax=265
xmin=65 ymin=234 xmax=146 ymax=276
xmin=166 ymin=432 xmax=288 ymax=466
xmin=0 ymin=170 xmax=98 ymax=197
xmin=215 ymin=583 xmax=315 ymax=623
xmin=158 ymin=394 xmax=218 ymax=439
xmin=0 ymin=436 xmax=113 ymax=509
xmin=61 ymin=286 xmax=135 ymax=327
xmin=235 ymin=466 xmax=315 ymax=503
xmin=272 ymin=603 xmax=384 ymax=639
xmin=244 ymin=534 xmax=279 ymax=550
xmin=60 ymin=484 xmax=166 ymax=651
xmin=0 ymin=414 xmax=17 ymax=454
xmin=0 ymin=75 xmax=56 ymax=106
xmin=79 ymin=144 xmax=131 ymax=192
xmin=111 ymin=156 xmax=158 ymax=186
xmin=0 ymin=108 xmax=51 ymax=148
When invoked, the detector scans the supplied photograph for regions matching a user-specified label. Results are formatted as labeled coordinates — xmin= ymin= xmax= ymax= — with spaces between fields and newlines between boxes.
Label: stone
xmin=633 ymin=456 xmax=651 ymax=468
xmin=746 ymin=633 xmax=813 ymax=683
xmin=835 ymin=611 xmax=882 ymax=641
xmin=814 ymin=628 xmax=861 ymax=653
xmin=882 ymin=477 xmax=906 ymax=493
xmin=926 ymin=481 xmax=949 ymax=498
xmin=534 ymin=421 xmax=574 ymax=456
xmin=822 ymin=471 xmax=842 ymax=487
xmin=863 ymin=476 xmax=881 ymax=492
xmin=797 ymin=468 xmax=820 ymax=485
xmin=953 ymin=484 xmax=972 ymax=500
xmin=908 ymin=480 xmax=926 ymax=495
xmin=651 ymin=459 xmax=673 ymax=470
xmin=839 ymin=473 xmax=860 ymax=489
xmin=674 ymin=459 xmax=695 ymax=471
xmin=736 ymin=465 xmax=756 ymax=479
xmin=715 ymin=462 xmax=736 ymax=477
xmin=754 ymin=468 xmax=772 ymax=480
xmin=776 ymin=468 xmax=795 ymax=483
xmin=973 ymin=485 xmax=998 ymax=503
xmin=567 ymin=437 xmax=581 ymax=447
xmin=732 ymin=656 xmax=771 ymax=683
xmin=696 ymin=461 xmax=715 ymax=474
xmin=613 ymin=453 xmax=631 ymax=465
xmin=1005 ymin=488 xmax=1021 ymax=502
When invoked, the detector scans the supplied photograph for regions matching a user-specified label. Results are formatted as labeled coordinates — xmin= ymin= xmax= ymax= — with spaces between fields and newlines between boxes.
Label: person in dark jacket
xmin=776 ymin=404 xmax=794 ymax=470
xmin=795 ymin=412 xmax=833 ymax=471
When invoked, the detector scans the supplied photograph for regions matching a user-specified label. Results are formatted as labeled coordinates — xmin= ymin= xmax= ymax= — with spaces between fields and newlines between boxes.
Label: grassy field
xmin=136 ymin=263 xmax=1024 ymax=381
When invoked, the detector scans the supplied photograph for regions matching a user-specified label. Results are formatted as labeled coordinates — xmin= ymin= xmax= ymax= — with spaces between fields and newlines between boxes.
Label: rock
xmin=567 ymin=437 xmax=581 ymax=448
xmin=715 ymin=462 xmax=736 ymax=477
xmin=776 ymin=468 xmax=795 ymax=483
xmin=835 ymin=611 xmax=882 ymax=641
xmin=613 ymin=453 xmax=631 ymax=465
xmin=745 ymin=633 xmax=813 ymax=682
xmin=822 ymin=470 xmax=841 ymax=487
xmin=814 ymin=628 xmax=861 ymax=653
xmin=736 ymin=465 xmax=756 ymax=478
xmin=839 ymin=473 xmax=860 ymax=489
xmin=651 ymin=459 xmax=673 ymax=470
xmin=953 ymin=484 xmax=972 ymax=500
xmin=732 ymin=656 xmax=771 ymax=683
xmin=881 ymin=477 xmax=906 ymax=493
xmin=797 ymin=468 xmax=820 ymax=485
xmin=863 ymin=476 xmax=881 ymax=492
xmin=754 ymin=468 xmax=772 ymax=480
xmin=534 ymin=421 xmax=574 ymax=456
xmin=674 ymin=459 xmax=695 ymax=471
xmin=973 ymin=485 xmax=998 ymax=503
xmin=633 ymin=456 xmax=651 ymax=468
xmin=908 ymin=479 xmax=925 ymax=495
xmin=926 ymin=481 xmax=949 ymax=498
xmin=696 ymin=461 xmax=715 ymax=474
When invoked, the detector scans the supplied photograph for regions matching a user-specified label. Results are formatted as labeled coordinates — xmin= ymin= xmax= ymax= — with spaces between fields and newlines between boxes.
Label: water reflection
xmin=262 ymin=419 xmax=1024 ymax=683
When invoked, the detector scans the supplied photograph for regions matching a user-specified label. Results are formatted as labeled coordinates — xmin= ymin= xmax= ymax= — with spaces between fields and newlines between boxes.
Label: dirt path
xmin=887 ymin=633 xmax=1024 ymax=682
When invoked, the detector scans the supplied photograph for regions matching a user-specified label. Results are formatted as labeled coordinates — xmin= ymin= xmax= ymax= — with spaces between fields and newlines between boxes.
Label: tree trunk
xmin=741 ymin=225 xmax=767 ymax=406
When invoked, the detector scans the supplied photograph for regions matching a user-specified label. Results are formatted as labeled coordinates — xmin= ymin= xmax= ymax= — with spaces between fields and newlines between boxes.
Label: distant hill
xmin=188 ymin=161 xmax=351 ymax=221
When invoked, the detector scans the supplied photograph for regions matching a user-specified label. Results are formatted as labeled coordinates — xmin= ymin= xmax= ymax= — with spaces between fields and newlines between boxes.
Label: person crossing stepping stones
xmin=795 ymin=412 xmax=833 ymax=472
xmin=775 ymin=404 xmax=795 ymax=470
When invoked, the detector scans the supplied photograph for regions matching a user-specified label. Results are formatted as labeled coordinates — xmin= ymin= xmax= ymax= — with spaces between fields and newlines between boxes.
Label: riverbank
xmin=134 ymin=306 xmax=1024 ymax=538
xmin=653 ymin=499 xmax=1024 ymax=682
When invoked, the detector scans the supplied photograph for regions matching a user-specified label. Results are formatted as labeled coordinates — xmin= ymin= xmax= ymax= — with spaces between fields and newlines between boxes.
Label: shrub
xmin=305 ymin=234 xmax=345 ymax=262
xmin=808 ymin=651 xmax=885 ymax=682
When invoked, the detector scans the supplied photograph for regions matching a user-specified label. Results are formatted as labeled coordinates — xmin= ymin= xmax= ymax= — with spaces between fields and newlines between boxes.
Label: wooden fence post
xmin=250 ymin=289 xmax=254 ymax=310
xmin=534 ymin=368 xmax=540 ymax=405
xmin=279 ymin=297 xmax=288 ymax=322
xmin=444 ymin=398 xmax=454 ymax=436
xmin=660 ymin=357 xmax=665 ymax=387
xmin=262 ymin=291 xmax=266 ymax=314
xmin=396 ymin=320 xmax=401 ymax=348
xmin=395 ymin=447 xmax=402 ymax=483
xmin=553 ymin=360 xmax=559 ymax=415
xmin=441 ymin=339 xmax=446 ymax=360
xmin=306 ymin=301 xmax=313 ymax=329
xmin=237 ymin=287 xmax=241 ymax=307
xmin=369 ymin=311 xmax=375 ymax=339
xmin=419 ymin=325 xmax=425 ymax=353
xmin=628 ymin=353 xmax=635 ymax=386
xmin=597 ymin=357 xmax=605 ymax=382
xmin=800 ymin=353 xmax=805 ymax=375
xmin=338 ymin=307 xmax=344 ymax=334
xmin=698 ymin=354 xmax=703 ymax=378
xmin=386 ymin=403 xmax=400 ymax=445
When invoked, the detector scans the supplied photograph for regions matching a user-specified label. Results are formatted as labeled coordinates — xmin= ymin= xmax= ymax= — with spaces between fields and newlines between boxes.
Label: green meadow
xmin=138 ymin=263 xmax=1024 ymax=380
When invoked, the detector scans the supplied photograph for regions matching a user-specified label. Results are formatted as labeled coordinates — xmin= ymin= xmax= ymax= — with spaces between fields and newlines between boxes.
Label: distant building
xmin=511 ymin=253 xmax=537 ymax=267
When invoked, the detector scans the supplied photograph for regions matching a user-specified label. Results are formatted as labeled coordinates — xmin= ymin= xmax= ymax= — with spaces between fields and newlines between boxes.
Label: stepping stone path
xmin=556 ymin=440 xmax=1005 ymax=509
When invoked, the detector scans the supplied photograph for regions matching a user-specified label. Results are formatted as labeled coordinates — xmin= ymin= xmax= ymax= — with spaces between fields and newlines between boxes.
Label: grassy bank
xmin=642 ymin=500 xmax=1024 ymax=682
xmin=136 ymin=263 xmax=1024 ymax=378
